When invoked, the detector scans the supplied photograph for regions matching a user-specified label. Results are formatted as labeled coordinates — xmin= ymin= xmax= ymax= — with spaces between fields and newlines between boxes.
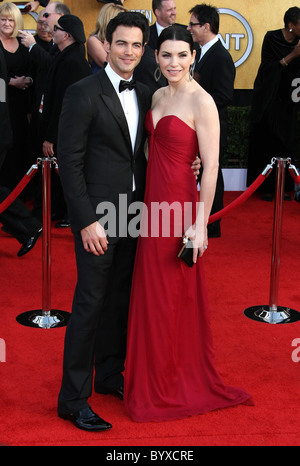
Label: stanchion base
xmin=16 ymin=310 xmax=70 ymax=329
xmin=244 ymin=305 xmax=300 ymax=324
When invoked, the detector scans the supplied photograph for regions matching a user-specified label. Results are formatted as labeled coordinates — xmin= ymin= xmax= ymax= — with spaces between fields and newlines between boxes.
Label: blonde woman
xmin=87 ymin=3 xmax=127 ymax=72
xmin=0 ymin=3 xmax=33 ymax=190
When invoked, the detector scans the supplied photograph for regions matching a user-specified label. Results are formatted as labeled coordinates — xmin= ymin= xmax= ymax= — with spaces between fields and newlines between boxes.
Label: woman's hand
xmin=184 ymin=223 xmax=208 ymax=263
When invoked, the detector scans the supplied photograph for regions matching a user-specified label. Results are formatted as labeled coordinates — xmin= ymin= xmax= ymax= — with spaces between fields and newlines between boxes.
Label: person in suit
xmin=56 ymin=11 xmax=152 ymax=432
xmin=188 ymin=4 xmax=236 ymax=238
xmin=0 ymin=46 xmax=42 ymax=257
xmin=39 ymin=15 xmax=91 ymax=226
xmin=148 ymin=0 xmax=194 ymax=50
xmin=148 ymin=0 xmax=177 ymax=50
xmin=18 ymin=2 xmax=72 ymax=224
xmin=56 ymin=10 xmax=199 ymax=432
xmin=19 ymin=2 xmax=71 ymax=70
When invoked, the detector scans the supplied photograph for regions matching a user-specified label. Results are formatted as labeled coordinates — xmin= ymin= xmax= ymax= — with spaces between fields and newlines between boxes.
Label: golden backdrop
xmin=3 ymin=1 xmax=297 ymax=89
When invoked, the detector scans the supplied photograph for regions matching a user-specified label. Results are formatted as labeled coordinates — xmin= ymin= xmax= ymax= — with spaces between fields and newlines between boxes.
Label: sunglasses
xmin=53 ymin=25 xmax=65 ymax=32
xmin=43 ymin=12 xmax=51 ymax=18
xmin=188 ymin=21 xmax=205 ymax=27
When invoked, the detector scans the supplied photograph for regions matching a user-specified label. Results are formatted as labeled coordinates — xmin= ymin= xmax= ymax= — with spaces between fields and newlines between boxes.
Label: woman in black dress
xmin=247 ymin=7 xmax=300 ymax=200
xmin=0 ymin=2 xmax=34 ymax=191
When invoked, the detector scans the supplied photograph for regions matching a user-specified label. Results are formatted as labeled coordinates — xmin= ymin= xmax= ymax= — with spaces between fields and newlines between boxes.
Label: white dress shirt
xmin=198 ymin=36 xmax=219 ymax=61
xmin=105 ymin=63 xmax=139 ymax=190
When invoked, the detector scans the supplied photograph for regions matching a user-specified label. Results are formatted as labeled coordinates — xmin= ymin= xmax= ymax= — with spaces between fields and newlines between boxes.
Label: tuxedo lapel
xmin=133 ymin=83 xmax=147 ymax=155
xmin=98 ymin=71 xmax=132 ymax=152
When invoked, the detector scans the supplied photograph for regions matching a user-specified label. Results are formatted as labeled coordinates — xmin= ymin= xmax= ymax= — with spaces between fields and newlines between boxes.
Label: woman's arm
xmin=185 ymin=90 xmax=220 ymax=260
xmin=87 ymin=36 xmax=107 ymax=68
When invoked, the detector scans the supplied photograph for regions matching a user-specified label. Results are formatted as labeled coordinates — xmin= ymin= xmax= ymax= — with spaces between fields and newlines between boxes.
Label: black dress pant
xmin=0 ymin=186 xmax=41 ymax=244
xmin=58 ymin=227 xmax=137 ymax=414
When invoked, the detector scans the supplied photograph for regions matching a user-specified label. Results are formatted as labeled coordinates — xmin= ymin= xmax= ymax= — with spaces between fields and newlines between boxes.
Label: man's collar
xmin=105 ymin=63 xmax=134 ymax=93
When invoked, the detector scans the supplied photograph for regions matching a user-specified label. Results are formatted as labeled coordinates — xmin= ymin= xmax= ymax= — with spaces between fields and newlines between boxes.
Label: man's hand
xmin=81 ymin=222 xmax=109 ymax=256
xmin=18 ymin=30 xmax=36 ymax=48
xmin=9 ymin=75 xmax=31 ymax=89
xmin=191 ymin=156 xmax=201 ymax=178
xmin=25 ymin=2 xmax=41 ymax=12
xmin=42 ymin=140 xmax=54 ymax=157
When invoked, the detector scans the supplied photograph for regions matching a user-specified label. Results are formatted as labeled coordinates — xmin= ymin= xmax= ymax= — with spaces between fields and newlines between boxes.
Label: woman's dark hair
xmin=284 ymin=6 xmax=300 ymax=28
xmin=157 ymin=25 xmax=194 ymax=54
xmin=106 ymin=11 xmax=149 ymax=44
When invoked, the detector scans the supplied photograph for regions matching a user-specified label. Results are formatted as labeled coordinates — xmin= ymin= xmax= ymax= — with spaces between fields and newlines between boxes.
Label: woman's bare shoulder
xmin=152 ymin=86 xmax=166 ymax=105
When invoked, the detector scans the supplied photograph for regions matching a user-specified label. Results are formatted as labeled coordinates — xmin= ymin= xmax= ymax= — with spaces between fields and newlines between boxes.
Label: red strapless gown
xmin=124 ymin=111 xmax=251 ymax=422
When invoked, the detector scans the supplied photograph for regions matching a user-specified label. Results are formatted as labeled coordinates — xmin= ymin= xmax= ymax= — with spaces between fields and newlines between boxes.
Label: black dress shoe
xmin=55 ymin=219 xmax=71 ymax=228
xmin=95 ymin=385 xmax=124 ymax=400
xmin=17 ymin=228 xmax=42 ymax=257
xmin=58 ymin=406 xmax=112 ymax=432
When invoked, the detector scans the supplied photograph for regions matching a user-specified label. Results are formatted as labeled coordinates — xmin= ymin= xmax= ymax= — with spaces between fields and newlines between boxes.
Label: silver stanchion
xmin=244 ymin=157 xmax=300 ymax=324
xmin=17 ymin=157 xmax=70 ymax=329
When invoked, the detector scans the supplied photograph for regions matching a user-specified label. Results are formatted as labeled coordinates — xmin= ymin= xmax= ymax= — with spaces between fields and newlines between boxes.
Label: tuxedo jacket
xmin=194 ymin=39 xmax=235 ymax=146
xmin=57 ymin=69 xmax=151 ymax=234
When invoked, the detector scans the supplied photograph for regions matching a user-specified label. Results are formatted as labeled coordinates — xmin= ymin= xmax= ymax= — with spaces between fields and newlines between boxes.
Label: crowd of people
xmin=0 ymin=0 xmax=299 ymax=432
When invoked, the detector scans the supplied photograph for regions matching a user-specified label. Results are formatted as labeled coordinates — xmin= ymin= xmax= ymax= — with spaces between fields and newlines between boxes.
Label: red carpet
xmin=1 ymin=192 xmax=300 ymax=446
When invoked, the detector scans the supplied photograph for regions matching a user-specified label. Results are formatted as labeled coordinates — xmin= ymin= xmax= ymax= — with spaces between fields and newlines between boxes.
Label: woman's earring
xmin=189 ymin=64 xmax=194 ymax=81
xmin=154 ymin=65 xmax=162 ymax=82
xmin=290 ymin=28 xmax=293 ymax=32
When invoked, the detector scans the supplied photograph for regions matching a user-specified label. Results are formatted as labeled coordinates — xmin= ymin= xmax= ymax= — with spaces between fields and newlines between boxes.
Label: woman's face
xmin=0 ymin=15 xmax=15 ymax=37
xmin=156 ymin=39 xmax=195 ymax=83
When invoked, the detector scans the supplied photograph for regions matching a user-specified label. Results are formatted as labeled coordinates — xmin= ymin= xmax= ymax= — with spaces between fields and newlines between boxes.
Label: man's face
xmin=155 ymin=0 xmax=176 ymax=28
xmin=43 ymin=3 xmax=62 ymax=33
xmin=187 ymin=14 xmax=206 ymax=45
xmin=105 ymin=26 xmax=144 ymax=79
xmin=37 ymin=12 xmax=52 ymax=41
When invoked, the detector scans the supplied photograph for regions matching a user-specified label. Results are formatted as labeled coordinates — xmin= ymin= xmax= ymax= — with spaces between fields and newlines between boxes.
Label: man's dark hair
xmin=189 ymin=4 xmax=219 ymax=35
xmin=284 ymin=6 xmax=300 ymax=28
xmin=157 ymin=24 xmax=194 ymax=54
xmin=106 ymin=11 xmax=150 ymax=44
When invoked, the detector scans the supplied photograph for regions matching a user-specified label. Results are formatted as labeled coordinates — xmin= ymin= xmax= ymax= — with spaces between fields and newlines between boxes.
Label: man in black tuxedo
xmin=56 ymin=12 xmax=151 ymax=432
xmin=188 ymin=4 xmax=236 ymax=238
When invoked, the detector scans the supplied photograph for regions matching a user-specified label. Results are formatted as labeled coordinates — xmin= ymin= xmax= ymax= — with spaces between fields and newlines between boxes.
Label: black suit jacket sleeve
xmin=58 ymin=84 xmax=97 ymax=232
xmin=39 ymin=0 xmax=49 ymax=6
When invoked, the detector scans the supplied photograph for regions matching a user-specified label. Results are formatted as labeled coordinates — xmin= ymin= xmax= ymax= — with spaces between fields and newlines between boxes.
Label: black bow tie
xmin=119 ymin=79 xmax=136 ymax=92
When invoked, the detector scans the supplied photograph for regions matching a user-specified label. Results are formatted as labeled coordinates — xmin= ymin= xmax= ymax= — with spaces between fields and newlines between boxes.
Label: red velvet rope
xmin=0 ymin=167 xmax=38 ymax=214
xmin=0 ymin=162 xmax=272 ymax=222
xmin=208 ymin=173 xmax=266 ymax=224
xmin=288 ymin=167 xmax=300 ymax=185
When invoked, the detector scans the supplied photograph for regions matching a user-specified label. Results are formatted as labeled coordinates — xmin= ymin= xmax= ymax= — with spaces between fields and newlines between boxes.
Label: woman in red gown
xmin=124 ymin=25 xmax=251 ymax=422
